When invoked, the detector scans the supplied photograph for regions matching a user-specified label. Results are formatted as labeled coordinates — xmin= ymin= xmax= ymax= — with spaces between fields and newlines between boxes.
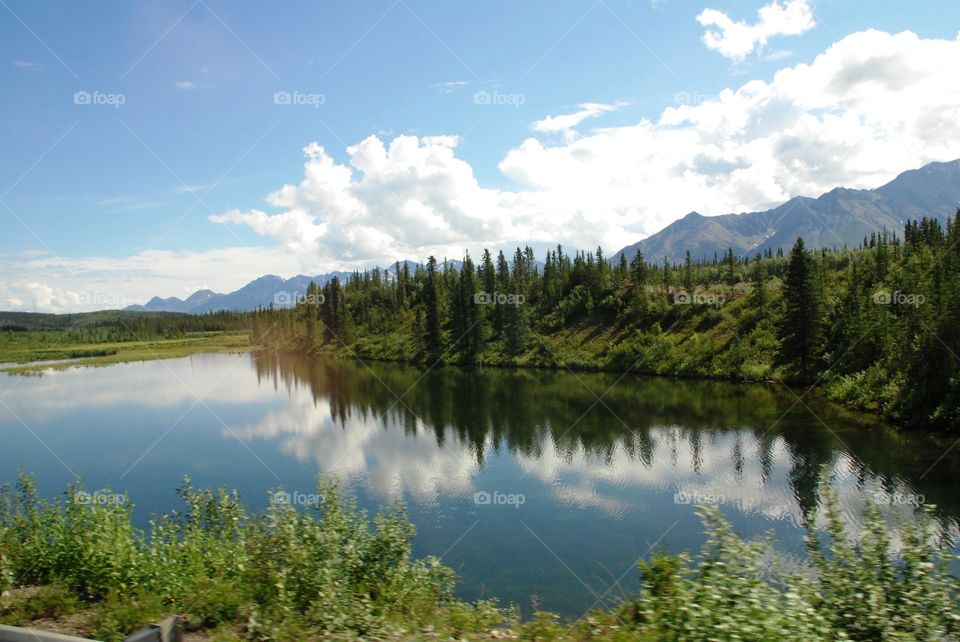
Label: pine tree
xmin=596 ymin=246 xmax=608 ymax=293
xmin=725 ymin=248 xmax=736 ymax=285
xmin=752 ymin=255 xmax=765 ymax=307
xmin=411 ymin=307 xmax=426 ymax=362
xmin=454 ymin=252 xmax=483 ymax=362
xmin=779 ymin=238 xmax=821 ymax=376
xmin=424 ymin=256 xmax=443 ymax=362
xmin=630 ymin=250 xmax=646 ymax=286
xmin=616 ymin=253 xmax=629 ymax=286
xmin=321 ymin=277 xmax=344 ymax=343
xmin=505 ymin=248 xmax=529 ymax=355
xmin=303 ymin=281 xmax=319 ymax=350
xmin=479 ymin=249 xmax=496 ymax=300
xmin=494 ymin=251 xmax=510 ymax=336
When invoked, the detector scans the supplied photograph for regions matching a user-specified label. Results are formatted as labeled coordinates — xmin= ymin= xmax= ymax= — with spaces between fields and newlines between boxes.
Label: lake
xmin=2 ymin=352 xmax=958 ymax=617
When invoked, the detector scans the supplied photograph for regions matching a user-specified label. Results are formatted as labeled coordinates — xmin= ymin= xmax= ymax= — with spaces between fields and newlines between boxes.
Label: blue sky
xmin=2 ymin=0 xmax=960 ymax=310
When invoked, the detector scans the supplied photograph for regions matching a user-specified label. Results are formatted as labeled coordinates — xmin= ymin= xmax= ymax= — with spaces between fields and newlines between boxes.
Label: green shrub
xmin=21 ymin=584 xmax=80 ymax=620
xmin=0 ymin=584 xmax=80 ymax=626
xmin=805 ymin=486 xmax=959 ymax=640
xmin=2 ymin=473 xmax=956 ymax=641
xmin=516 ymin=480 xmax=959 ymax=642
xmin=91 ymin=592 xmax=167 ymax=642
xmin=0 ymin=473 xmax=511 ymax=640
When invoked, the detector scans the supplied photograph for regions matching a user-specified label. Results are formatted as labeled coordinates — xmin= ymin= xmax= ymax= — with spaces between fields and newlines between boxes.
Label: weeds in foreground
xmin=1 ymin=473 xmax=957 ymax=641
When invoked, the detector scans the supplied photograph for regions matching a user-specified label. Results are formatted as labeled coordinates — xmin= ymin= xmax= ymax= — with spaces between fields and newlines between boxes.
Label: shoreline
xmin=0 ymin=336 xmax=913 ymax=434
xmin=0 ymin=332 xmax=249 ymax=374
xmin=263 ymin=345 xmax=898 ymax=432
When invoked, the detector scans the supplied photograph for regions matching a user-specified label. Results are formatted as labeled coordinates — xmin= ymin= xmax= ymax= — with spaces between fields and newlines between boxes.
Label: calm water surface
xmin=2 ymin=352 xmax=959 ymax=616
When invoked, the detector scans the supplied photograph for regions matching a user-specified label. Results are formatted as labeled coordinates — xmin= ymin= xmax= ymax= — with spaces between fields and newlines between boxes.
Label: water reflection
xmin=3 ymin=351 xmax=959 ymax=615
xmin=0 ymin=353 xmax=276 ymax=423
xmin=241 ymin=353 xmax=960 ymax=539
xmin=227 ymin=392 xmax=480 ymax=503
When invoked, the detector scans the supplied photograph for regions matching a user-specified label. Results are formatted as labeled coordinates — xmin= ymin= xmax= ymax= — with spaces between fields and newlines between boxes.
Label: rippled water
xmin=1 ymin=352 xmax=958 ymax=616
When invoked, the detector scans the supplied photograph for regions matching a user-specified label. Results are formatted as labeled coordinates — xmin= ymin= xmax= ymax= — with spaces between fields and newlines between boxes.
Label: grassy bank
xmin=1 ymin=474 xmax=956 ymax=641
xmin=0 ymin=309 xmax=251 ymax=373
xmin=0 ymin=332 xmax=249 ymax=373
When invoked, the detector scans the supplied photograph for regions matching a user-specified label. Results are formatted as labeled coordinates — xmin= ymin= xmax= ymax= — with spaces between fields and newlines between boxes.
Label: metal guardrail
xmin=0 ymin=616 xmax=181 ymax=642
xmin=0 ymin=625 xmax=94 ymax=642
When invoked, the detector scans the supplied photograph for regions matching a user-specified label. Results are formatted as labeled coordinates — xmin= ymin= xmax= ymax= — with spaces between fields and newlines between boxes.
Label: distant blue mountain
xmin=125 ymin=257 xmax=531 ymax=314
xmin=125 ymin=261 xmax=443 ymax=314
xmin=125 ymin=272 xmax=352 ymax=314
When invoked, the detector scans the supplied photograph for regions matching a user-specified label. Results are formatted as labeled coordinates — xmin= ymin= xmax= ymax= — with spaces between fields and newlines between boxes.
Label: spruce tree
xmin=424 ymin=256 xmax=443 ymax=362
xmin=780 ymin=238 xmax=821 ymax=376
xmin=752 ymin=255 xmax=765 ymax=307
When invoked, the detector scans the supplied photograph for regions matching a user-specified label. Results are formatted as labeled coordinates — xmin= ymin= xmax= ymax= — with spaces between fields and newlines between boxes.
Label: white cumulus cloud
xmin=212 ymin=30 xmax=960 ymax=269
xmin=530 ymin=102 xmax=624 ymax=142
xmin=211 ymin=135 xmax=521 ymax=266
xmin=697 ymin=0 xmax=816 ymax=61
xmin=502 ymin=29 xmax=960 ymax=235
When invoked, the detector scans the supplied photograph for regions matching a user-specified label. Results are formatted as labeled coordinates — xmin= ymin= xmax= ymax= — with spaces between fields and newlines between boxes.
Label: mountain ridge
xmin=614 ymin=159 xmax=960 ymax=263
xmin=125 ymin=271 xmax=354 ymax=314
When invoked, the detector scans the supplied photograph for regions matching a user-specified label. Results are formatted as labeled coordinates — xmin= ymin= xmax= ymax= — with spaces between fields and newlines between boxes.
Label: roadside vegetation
xmin=0 ymin=473 xmax=956 ymax=641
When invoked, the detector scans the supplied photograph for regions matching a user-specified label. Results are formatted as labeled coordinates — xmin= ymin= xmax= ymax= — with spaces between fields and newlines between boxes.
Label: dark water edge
xmin=289 ymin=345 xmax=917 ymax=434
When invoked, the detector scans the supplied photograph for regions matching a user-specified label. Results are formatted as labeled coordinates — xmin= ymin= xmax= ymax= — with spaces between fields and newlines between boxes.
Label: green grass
xmin=0 ymin=332 xmax=249 ymax=373
xmin=1 ymin=473 xmax=956 ymax=641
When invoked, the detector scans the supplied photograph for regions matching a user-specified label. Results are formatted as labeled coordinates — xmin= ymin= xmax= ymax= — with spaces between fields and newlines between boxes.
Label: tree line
xmin=249 ymin=212 xmax=960 ymax=430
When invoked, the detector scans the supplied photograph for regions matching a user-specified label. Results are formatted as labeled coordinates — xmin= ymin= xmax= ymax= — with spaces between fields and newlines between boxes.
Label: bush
xmin=0 ymin=473 xmax=513 ymax=640
xmin=0 ymin=584 xmax=80 ymax=626
xmin=519 ymin=480 xmax=959 ymax=641
xmin=2 ymin=473 xmax=956 ymax=641
xmin=91 ymin=592 xmax=167 ymax=642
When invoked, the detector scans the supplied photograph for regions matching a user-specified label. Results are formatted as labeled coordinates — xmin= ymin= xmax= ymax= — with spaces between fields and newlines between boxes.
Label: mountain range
xmin=613 ymin=158 xmax=960 ymax=264
xmin=125 ymin=261 xmax=440 ymax=314
xmin=129 ymin=159 xmax=960 ymax=314
xmin=125 ymin=272 xmax=353 ymax=314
